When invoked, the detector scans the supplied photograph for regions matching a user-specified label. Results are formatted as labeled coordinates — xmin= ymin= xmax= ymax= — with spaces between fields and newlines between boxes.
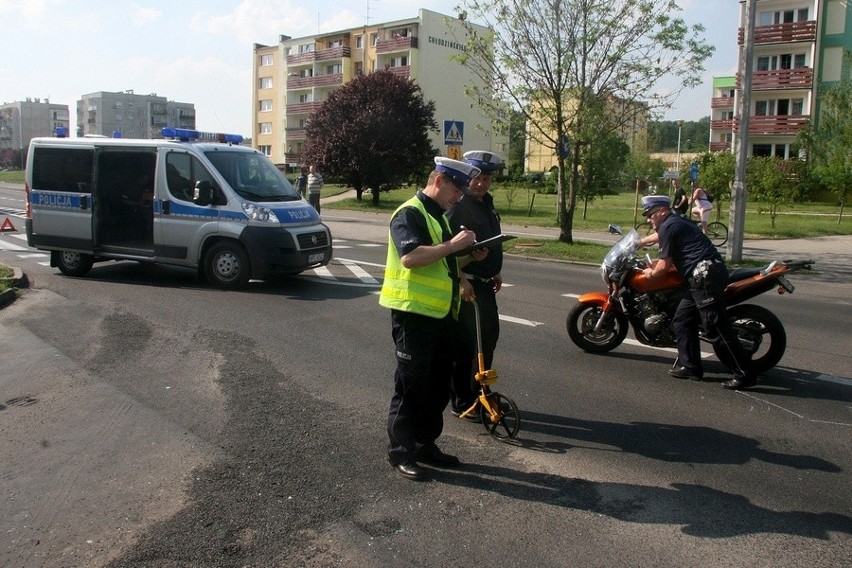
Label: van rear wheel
xmin=204 ymin=242 xmax=251 ymax=290
xmin=56 ymin=251 xmax=94 ymax=277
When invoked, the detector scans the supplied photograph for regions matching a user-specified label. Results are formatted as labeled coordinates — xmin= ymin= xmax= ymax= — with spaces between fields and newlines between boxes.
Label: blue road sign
xmin=444 ymin=120 xmax=464 ymax=146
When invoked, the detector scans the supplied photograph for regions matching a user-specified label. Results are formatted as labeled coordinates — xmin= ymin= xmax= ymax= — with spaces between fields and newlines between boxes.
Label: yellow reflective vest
xmin=379 ymin=196 xmax=458 ymax=319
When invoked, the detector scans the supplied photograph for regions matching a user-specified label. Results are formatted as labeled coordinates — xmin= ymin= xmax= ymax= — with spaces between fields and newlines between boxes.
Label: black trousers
xmin=451 ymin=279 xmax=500 ymax=411
xmin=387 ymin=310 xmax=456 ymax=462
xmin=672 ymin=263 xmax=751 ymax=378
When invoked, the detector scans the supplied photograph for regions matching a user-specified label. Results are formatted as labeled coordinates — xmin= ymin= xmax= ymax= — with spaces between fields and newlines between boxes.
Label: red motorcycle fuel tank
xmin=627 ymin=268 xmax=684 ymax=293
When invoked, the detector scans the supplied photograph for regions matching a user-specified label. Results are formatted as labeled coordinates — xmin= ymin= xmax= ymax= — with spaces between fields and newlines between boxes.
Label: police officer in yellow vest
xmin=380 ymin=156 xmax=484 ymax=481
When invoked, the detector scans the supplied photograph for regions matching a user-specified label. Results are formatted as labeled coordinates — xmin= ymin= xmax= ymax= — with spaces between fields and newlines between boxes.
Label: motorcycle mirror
xmin=608 ymin=224 xmax=622 ymax=235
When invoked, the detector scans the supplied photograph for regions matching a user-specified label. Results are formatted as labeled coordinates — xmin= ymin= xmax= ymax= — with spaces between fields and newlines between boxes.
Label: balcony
xmin=286 ymin=74 xmax=344 ymax=89
xmin=738 ymin=21 xmax=816 ymax=45
xmin=711 ymin=97 xmax=734 ymax=109
xmin=285 ymin=102 xmax=322 ymax=115
xmin=384 ymin=65 xmax=411 ymax=79
xmin=738 ymin=68 xmax=813 ymax=91
xmin=711 ymin=118 xmax=735 ymax=131
xmin=376 ymin=36 xmax=418 ymax=54
xmin=284 ymin=152 xmax=302 ymax=164
xmin=710 ymin=142 xmax=731 ymax=153
xmin=285 ymin=127 xmax=307 ymax=140
xmin=733 ymin=115 xmax=810 ymax=135
xmin=286 ymin=45 xmax=351 ymax=65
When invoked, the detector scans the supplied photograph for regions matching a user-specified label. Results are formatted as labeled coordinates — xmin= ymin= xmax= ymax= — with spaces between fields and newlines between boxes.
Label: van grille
xmin=297 ymin=231 xmax=329 ymax=250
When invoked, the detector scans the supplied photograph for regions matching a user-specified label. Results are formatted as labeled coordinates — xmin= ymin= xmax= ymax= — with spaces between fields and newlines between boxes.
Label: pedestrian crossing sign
xmin=444 ymin=120 xmax=464 ymax=146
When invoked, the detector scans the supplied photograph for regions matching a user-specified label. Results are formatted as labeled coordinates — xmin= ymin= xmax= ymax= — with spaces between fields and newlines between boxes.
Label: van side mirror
xmin=193 ymin=180 xmax=213 ymax=206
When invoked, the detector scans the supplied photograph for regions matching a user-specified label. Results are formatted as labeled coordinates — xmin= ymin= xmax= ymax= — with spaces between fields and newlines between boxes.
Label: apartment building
xmin=524 ymin=94 xmax=649 ymax=174
xmin=709 ymin=76 xmax=736 ymax=153
xmin=252 ymin=9 xmax=504 ymax=168
xmin=77 ymin=90 xmax=196 ymax=139
xmin=714 ymin=0 xmax=852 ymax=159
xmin=0 ymin=98 xmax=70 ymax=166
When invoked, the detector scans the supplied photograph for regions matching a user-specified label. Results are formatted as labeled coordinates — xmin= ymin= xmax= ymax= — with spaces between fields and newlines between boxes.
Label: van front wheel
xmin=56 ymin=251 xmax=94 ymax=277
xmin=204 ymin=242 xmax=251 ymax=290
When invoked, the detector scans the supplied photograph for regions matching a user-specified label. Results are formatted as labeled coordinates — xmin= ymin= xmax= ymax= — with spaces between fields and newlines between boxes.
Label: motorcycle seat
xmin=728 ymin=267 xmax=763 ymax=283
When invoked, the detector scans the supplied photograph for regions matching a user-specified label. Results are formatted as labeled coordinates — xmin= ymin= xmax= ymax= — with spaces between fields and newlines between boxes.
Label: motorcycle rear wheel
xmin=567 ymin=302 xmax=629 ymax=353
xmin=719 ymin=304 xmax=786 ymax=374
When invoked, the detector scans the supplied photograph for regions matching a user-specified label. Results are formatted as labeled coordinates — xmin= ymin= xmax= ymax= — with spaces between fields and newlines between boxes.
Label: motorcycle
xmin=566 ymin=229 xmax=813 ymax=374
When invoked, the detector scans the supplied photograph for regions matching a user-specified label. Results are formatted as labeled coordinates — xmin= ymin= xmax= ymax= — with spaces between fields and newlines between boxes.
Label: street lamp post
xmin=676 ymin=120 xmax=684 ymax=174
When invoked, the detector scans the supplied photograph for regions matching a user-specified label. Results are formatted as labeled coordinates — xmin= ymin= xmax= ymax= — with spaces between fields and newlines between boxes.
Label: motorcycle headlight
xmin=241 ymin=202 xmax=279 ymax=224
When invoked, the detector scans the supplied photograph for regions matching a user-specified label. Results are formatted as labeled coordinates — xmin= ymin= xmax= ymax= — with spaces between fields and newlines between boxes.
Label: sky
xmin=1 ymin=0 xmax=740 ymax=136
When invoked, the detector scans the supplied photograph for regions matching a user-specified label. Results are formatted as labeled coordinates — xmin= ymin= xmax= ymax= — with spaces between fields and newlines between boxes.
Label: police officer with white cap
xmin=639 ymin=195 xmax=755 ymax=389
xmin=379 ymin=156 xmax=484 ymax=480
xmin=447 ymin=150 xmax=506 ymax=417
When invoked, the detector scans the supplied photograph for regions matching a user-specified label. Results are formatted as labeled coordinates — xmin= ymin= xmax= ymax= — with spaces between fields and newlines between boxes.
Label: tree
xmin=577 ymin=131 xmax=630 ymax=219
xmin=695 ymin=150 xmax=736 ymax=215
xmin=798 ymin=52 xmax=852 ymax=224
xmin=301 ymin=70 xmax=438 ymax=205
xmin=746 ymin=156 xmax=808 ymax=230
xmin=452 ymin=0 xmax=713 ymax=243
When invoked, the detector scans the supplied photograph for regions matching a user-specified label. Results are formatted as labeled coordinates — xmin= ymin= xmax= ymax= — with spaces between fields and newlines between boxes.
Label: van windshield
xmin=205 ymin=150 xmax=301 ymax=202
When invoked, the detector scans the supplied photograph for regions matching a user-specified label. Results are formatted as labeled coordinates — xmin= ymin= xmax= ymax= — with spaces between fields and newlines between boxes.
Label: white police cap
xmin=434 ymin=156 xmax=481 ymax=190
xmin=641 ymin=195 xmax=672 ymax=216
xmin=463 ymin=150 xmax=504 ymax=174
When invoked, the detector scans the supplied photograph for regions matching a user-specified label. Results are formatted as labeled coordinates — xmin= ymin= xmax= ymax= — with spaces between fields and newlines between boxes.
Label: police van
xmin=25 ymin=127 xmax=332 ymax=289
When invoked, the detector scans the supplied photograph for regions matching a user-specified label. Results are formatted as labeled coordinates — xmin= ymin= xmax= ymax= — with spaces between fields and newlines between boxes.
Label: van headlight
xmin=241 ymin=202 xmax=279 ymax=223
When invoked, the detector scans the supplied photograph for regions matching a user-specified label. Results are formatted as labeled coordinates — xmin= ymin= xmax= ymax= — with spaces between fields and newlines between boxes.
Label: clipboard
xmin=459 ymin=233 xmax=516 ymax=255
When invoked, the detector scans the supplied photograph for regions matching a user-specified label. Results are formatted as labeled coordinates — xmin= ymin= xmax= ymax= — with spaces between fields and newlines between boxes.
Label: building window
xmin=298 ymin=94 xmax=313 ymax=103
xmin=355 ymin=61 xmax=363 ymax=75
xmin=258 ymin=145 xmax=271 ymax=156
xmin=755 ymin=100 xmax=775 ymax=116
xmin=259 ymin=100 xmax=273 ymax=112
xmin=259 ymin=77 xmax=273 ymax=89
xmin=791 ymin=98 xmax=804 ymax=115
xmin=260 ymin=54 xmax=273 ymax=66
xmin=370 ymin=32 xmax=378 ymax=46
xmin=753 ymin=144 xmax=772 ymax=157
xmin=390 ymin=56 xmax=408 ymax=67
xmin=298 ymin=43 xmax=314 ymax=53
xmin=326 ymin=63 xmax=342 ymax=74
xmin=356 ymin=35 xmax=363 ymax=48
xmin=259 ymin=122 xmax=272 ymax=134
xmin=794 ymin=54 xmax=806 ymax=68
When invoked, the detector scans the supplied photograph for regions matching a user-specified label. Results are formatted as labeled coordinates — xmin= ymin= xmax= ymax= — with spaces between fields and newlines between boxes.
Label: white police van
xmin=25 ymin=127 xmax=332 ymax=289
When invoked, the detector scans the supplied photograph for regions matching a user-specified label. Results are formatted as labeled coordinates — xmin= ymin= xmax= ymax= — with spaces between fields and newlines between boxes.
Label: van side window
xmin=166 ymin=153 xmax=216 ymax=202
xmin=32 ymin=148 xmax=94 ymax=192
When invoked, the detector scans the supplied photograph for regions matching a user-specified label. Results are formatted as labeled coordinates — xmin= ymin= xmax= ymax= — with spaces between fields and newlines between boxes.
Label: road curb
xmin=0 ymin=266 xmax=29 ymax=309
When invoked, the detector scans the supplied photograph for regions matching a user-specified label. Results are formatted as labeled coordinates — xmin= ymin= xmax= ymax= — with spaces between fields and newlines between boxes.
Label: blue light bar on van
xmin=161 ymin=126 xmax=243 ymax=144
xmin=54 ymin=127 xmax=68 ymax=138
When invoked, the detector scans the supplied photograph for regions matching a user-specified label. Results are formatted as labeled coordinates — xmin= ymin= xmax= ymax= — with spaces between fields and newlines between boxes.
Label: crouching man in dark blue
xmin=379 ymin=157 xmax=484 ymax=481
xmin=639 ymin=195 xmax=756 ymax=390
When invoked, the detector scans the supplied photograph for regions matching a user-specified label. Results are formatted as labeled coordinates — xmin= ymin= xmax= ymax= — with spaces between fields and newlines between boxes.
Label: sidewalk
xmin=321 ymin=189 xmax=852 ymax=282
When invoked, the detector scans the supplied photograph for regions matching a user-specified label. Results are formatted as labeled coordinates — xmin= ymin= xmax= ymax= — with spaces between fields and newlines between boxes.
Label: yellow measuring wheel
xmin=457 ymin=299 xmax=521 ymax=440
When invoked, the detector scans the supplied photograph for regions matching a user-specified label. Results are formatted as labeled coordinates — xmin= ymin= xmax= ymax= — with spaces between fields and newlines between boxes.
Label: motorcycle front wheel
xmin=567 ymin=303 xmax=629 ymax=353
xmin=718 ymin=304 xmax=786 ymax=374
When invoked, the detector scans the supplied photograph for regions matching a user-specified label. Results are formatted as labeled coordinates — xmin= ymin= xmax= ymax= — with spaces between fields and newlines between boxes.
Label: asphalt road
xmin=2 ymin=210 xmax=851 ymax=567
xmin=1 ymin=185 xmax=851 ymax=567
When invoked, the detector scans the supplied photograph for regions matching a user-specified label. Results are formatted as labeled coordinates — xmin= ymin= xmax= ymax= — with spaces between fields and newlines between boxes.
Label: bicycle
xmin=635 ymin=215 xmax=728 ymax=247
xmin=457 ymin=299 xmax=521 ymax=440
